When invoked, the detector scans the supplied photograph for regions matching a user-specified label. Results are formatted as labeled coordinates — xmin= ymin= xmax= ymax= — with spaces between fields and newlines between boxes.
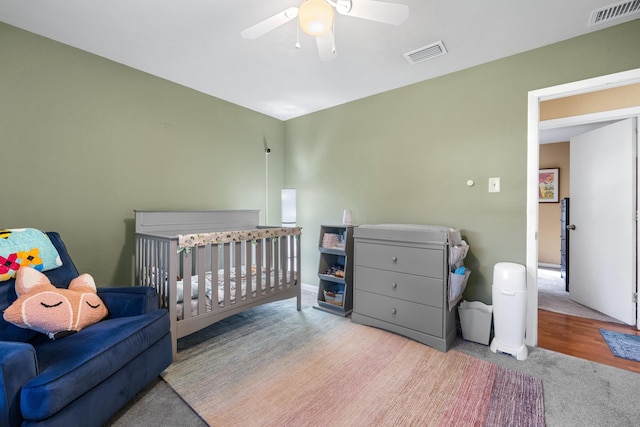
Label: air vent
xmin=589 ymin=0 xmax=640 ymax=26
xmin=403 ymin=41 xmax=447 ymax=65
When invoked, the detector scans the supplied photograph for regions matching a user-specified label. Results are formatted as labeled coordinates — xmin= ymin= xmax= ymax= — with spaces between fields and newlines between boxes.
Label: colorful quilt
xmin=0 ymin=228 xmax=62 ymax=282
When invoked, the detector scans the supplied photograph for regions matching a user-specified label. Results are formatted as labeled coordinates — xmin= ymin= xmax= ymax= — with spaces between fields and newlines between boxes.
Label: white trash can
xmin=458 ymin=300 xmax=493 ymax=345
xmin=489 ymin=262 xmax=528 ymax=360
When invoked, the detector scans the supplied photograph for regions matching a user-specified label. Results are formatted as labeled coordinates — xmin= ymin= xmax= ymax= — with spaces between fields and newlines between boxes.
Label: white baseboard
xmin=302 ymin=283 xmax=318 ymax=292
xmin=538 ymin=263 xmax=561 ymax=269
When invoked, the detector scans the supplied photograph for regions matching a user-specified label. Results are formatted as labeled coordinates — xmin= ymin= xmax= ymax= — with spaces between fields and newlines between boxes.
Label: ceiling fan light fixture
xmin=298 ymin=0 xmax=334 ymax=36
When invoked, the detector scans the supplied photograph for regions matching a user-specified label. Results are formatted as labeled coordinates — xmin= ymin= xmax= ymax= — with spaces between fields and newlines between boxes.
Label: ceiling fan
xmin=240 ymin=0 xmax=410 ymax=61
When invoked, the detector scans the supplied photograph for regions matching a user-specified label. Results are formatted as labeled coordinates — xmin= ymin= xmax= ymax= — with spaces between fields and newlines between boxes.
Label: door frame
xmin=526 ymin=68 xmax=640 ymax=347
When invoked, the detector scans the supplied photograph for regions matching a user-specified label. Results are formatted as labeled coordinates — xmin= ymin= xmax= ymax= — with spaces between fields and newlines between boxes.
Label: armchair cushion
xmin=98 ymin=286 xmax=160 ymax=317
xmin=20 ymin=309 xmax=169 ymax=421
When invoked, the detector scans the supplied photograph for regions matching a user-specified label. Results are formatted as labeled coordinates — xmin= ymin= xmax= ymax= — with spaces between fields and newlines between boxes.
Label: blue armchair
xmin=0 ymin=232 xmax=172 ymax=426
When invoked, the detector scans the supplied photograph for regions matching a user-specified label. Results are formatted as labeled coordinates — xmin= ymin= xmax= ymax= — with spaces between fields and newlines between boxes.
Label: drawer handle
xmin=391 ymin=308 xmax=397 ymax=315
xmin=391 ymin=256 xmax=398 ymax=264
xmin=391 ymin=282 xmax=397 ymax=289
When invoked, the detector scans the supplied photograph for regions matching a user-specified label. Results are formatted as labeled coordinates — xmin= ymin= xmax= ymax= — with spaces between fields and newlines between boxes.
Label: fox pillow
xmin=3 ymin=267 xmax=108 ymax=339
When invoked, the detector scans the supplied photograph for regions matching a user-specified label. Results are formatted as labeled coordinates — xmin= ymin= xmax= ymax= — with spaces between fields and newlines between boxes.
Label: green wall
xmin=284 ymin=20 xmax=640 ymax=303
xmin=2 ymin=19 xmax=639 ymax=302
xmin=0 ymin=22 xmax=285 ymax=286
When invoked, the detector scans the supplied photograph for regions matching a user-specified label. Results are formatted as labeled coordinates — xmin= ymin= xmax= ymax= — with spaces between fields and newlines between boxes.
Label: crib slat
xmin=150 ymin=238 xmax=159 ymax=300
xmin=223 ymin=243 xmax=231 ymax=306
xmin=162 ymin=239 xmax=169 ymax=305
xmin=286 ymin=235 xmax=294 ymax=286
xmin=167 ymin=238 xmax=179 ymax=357
xmin=245 ymin=240 xmax=253 ymax=300
xmin=271 ymin=237 xmax=280 ymax=292
xmin=182 ymin=250 xmax=192 ymax=320
xmin=153 ymin=239 xmax=159 ymax=302
xmin=136 ymin=237 xmax=143 ymax=286
xmin=136 ymin=237 xmax=144 ymax=286
xmin=211 ymin=243 xmax=219 ymax=311
xmin=196 ymin=245 xmax=207 ymax=315
xmin=265 ymin=238 xmax=272 ymax=294
xmin=291 ymin=235 xmax=297 ymax=285
xmin=278 ymin=236 xmax=287 ymax=288
xmin=256 ymin=239 xmax=263 ymax=296
xmin=282 ymin=236 xmax=286 ymax=286
xmin=142 ymin=238 xmax=150 ymax=287
xmin=234 ymin=242 xmax=242 ymax=303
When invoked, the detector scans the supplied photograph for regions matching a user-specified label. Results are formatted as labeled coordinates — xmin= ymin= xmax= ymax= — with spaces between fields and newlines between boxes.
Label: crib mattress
xmin=173 ymin=266 xmax=295 ymax=319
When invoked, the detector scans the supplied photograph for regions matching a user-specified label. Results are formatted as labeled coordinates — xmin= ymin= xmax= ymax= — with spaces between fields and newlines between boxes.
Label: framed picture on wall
xmin=539 ymin=168 xmax=559 ymax=203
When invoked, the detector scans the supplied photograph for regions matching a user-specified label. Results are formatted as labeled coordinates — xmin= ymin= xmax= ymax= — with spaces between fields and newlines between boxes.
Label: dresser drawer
xmin=355 ymin=266 xmax=443 ymax=308
xmin=354 ymin=290 xmax=443 ymax=338
xmin=355 ymin=242 xmax=443 ymax=278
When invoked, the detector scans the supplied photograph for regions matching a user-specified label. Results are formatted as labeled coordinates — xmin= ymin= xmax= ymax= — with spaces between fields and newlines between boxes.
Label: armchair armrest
xmin=98 ymin=286 xmax=160 ymax=318
xmin=0 ymin=342 xmax=38 ymax=427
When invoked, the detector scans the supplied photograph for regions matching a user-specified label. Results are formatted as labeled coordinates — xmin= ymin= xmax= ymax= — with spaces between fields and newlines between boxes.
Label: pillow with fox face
xmin=3 ymin=267 xmax=108 ymax=339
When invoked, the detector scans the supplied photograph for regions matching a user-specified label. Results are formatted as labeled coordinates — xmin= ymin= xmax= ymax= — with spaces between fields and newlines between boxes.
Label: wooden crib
xmin=134 ymin=210 xmax=301 ymax=357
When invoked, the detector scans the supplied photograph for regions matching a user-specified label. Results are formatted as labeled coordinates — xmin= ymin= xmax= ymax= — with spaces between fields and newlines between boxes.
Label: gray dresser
xmin=352 ymin=224 xmax=458 ymax=352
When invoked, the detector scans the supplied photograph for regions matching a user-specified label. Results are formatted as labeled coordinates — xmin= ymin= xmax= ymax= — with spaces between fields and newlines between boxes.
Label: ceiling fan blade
xmin=316 ymin=30 xmax=337 ymax=61
xmin=336 ymin=0 xmax=409 ymax=25
xmin=240 ymin=7 xmax=298 ymax=39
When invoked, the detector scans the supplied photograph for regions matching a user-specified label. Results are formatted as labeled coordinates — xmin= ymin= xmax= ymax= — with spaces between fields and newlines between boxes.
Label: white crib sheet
xmin=174 ymin=266 xmax=294 ymax=320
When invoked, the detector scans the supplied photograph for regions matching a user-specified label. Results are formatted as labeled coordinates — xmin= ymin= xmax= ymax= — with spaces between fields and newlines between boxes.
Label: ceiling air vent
xmin=403 ymin=41 xmax=447 ymax=65
xmin=589 ymin=0 xmax=640 ymax=26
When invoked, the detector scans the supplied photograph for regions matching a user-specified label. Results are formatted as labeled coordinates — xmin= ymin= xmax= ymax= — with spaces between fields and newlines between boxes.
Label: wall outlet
xmin=489 ymin=177 xmax=500 ymax=193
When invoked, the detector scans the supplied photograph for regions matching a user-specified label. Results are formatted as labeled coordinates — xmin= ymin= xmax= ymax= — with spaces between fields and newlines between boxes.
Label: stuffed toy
xmin=3 ymin=266 xmax=108 ymax=339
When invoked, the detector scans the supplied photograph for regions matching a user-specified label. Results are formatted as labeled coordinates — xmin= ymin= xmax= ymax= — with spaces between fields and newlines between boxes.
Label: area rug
xmin=162 ymin=300 xmax=544 ymax=426
xmin=600 ymin=328 xmax=640 ymax=362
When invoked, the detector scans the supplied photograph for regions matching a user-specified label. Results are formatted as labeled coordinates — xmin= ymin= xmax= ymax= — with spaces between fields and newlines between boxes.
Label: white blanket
xmin=175 ymin=266 xmax=289 ymax=304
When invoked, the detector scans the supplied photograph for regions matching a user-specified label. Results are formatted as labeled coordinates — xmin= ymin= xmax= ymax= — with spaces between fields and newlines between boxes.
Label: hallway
xmin=538 ymin=267 xmax=621 ymax=324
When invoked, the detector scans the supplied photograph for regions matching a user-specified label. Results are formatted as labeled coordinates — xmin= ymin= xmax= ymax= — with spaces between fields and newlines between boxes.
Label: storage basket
xmin=458 ymin=300 xmax=493 ymax=345
xmin=322 ymin=233 xmax=341 ymax=249
xmin=323 ymin=290 xmax=344 ymax=306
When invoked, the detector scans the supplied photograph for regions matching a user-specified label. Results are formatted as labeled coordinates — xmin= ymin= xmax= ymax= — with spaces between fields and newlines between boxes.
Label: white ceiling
xmin=539 ymin=122 xmax=616 ymax=144
xmin=0 ymin=0 xmax=638 ymax=121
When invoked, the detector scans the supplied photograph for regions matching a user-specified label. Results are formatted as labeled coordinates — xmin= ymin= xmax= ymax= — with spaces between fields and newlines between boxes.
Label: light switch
xmin=489 ymin=177 xmax=500 ymax=193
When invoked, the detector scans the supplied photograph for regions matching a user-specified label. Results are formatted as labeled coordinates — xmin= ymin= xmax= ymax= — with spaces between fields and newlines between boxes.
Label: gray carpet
xmin=537 ymin=267 xmax=622 ymax=324
xmin=107 ymin=284 xmax=640 ymax=427
xmin=454 ymin=340 xmax=640 ymax=426
xmin=105 ymin=378 xmax=207 ymax=427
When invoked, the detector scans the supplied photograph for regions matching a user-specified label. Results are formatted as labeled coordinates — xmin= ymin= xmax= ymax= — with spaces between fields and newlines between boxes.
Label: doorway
xmin=537 ymin=120 xmax=637 ymax=325
xmin=526 ymin=68 xmax=640 ymax=347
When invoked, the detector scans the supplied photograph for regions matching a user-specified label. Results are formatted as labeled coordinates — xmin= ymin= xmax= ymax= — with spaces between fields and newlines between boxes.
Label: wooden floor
xmin=538 ymin=309 xmax=640 ymax=373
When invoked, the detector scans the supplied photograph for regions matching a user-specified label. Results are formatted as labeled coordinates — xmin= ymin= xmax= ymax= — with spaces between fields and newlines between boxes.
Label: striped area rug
xmin=162 ymin=299 xmax=544 ymax=426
